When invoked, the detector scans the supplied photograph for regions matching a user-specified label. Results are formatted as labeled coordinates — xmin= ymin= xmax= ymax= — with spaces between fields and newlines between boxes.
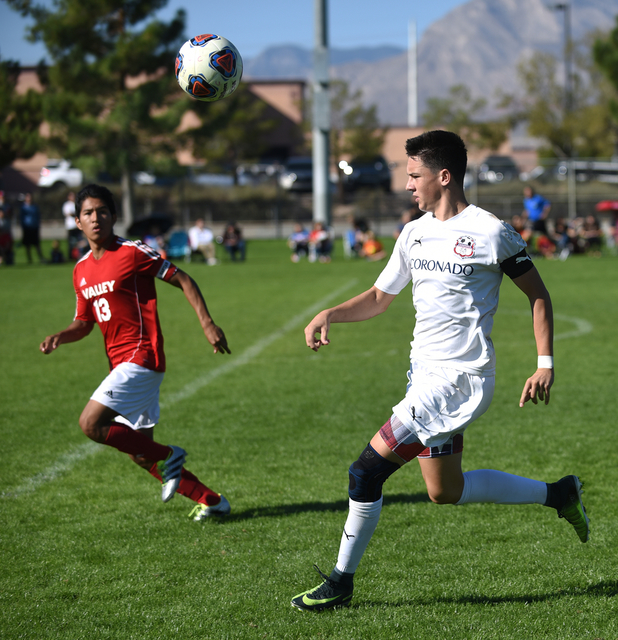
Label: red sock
xmin=148 ymin=464 xmax=221 ymax=506
xmin=104 ymin=424 xmax=171 ymax=460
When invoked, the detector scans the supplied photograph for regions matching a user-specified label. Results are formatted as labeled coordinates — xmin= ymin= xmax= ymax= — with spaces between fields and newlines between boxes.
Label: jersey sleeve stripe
xmin=118 ymin=237 xmax=162 ymax=261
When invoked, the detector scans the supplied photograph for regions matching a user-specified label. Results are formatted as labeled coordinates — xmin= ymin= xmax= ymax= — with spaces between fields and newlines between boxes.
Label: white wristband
xmin=537 ymin=355 xmax=554 ymax=369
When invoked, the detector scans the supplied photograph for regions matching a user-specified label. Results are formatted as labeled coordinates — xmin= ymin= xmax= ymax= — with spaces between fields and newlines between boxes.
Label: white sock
xmin=456 ymin=469 xmax=548 ymax=505
xmin=335 ymin=497 xmax=383 ymax=575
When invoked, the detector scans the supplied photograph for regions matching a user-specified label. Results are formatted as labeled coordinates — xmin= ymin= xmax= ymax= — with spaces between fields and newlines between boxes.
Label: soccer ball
xmin=175 ymin=34 xmax=243 ymax=102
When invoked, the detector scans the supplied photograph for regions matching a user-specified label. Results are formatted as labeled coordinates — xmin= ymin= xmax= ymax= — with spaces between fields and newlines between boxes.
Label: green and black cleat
xmin=291 ymin=565 xmax=353 ymax=612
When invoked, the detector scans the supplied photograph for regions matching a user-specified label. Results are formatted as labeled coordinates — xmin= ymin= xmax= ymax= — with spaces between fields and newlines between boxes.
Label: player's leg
xmin=419 ymin=447 xmax=589 ymax=542
xmin=134 ymin=427 xmax=230 ymax=518
xmin=419 ymin=452 xmax=549 ymax=505
xmin=85 ymin=364 xmax=186 ymax=501
xmin=79 ymin=399 xmax=170 ymax=458
xmin=417 ymin=450 xmax=465 ymax=504
xmin=291 ymin=416 xmax=418 ymax=612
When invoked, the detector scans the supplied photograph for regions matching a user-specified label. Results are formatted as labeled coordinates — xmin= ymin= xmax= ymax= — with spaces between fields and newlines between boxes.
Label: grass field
xmin=1 ymin=238 xmax=617 ymax=639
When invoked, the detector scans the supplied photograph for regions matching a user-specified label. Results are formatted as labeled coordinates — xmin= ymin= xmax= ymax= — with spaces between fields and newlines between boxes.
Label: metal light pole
xmin=312 ymin=0 xmax=331 ymax=225
xmin=550 ymin=2 xmax=576 ymax=218
xmin=407 ymin=20 xmax=418 ymax=127
xmin=551 ymin=2 xmax=572 ymax=114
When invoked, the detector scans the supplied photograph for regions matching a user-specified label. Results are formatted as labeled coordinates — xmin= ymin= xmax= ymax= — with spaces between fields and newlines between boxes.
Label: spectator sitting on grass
xmin=360 ymin=231 xmax=387 ymax=262
xmin=189 ymin=218 xmax=218 ymax=265
xmin=288 ymin=223 xmax=309 ymax=262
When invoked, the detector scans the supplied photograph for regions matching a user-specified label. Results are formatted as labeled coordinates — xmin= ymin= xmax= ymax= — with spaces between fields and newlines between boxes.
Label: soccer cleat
xmin=188 ymin=495 xmax=231 ymax=520
xmin=291 ymin=565 xmax=354 ymax=612
xmin=555 ymin=475 xmax=590 ymax=543
xmin=157 ymin=445 xmax=186 ymax=503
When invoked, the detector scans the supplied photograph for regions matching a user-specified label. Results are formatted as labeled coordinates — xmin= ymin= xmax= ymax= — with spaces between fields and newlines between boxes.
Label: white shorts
xmin=391 ymin=360 xmax=494 ymax=449
xmin=91 ymin=362 xmax=164 ymax=430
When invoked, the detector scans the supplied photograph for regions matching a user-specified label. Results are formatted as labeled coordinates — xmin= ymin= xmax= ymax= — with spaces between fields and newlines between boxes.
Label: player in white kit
xmin=291 ymin=131 xmax=589 ymax=612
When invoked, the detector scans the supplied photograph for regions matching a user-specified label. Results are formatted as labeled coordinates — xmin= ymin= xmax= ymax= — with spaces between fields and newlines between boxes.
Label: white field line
xmin=3 ymin=279 xmax=359 ymax=499
xmin=161 ymin=279 xmax=358 ymax=407
xmin=2 ymin=441 xmax=104 ymax=498
xmin=500 ymin=309 xmax=593 ymax=342
xmin=553 ymin=313 xmax=593 ymax=341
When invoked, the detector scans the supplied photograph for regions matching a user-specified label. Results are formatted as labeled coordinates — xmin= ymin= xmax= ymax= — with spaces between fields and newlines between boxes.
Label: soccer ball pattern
xmin=175 ymin=34 xmax=243 ymax=102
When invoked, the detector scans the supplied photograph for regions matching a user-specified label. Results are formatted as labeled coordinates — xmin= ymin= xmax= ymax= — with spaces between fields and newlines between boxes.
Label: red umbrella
xmin=595 ymin=200 xmax=618 ymax=212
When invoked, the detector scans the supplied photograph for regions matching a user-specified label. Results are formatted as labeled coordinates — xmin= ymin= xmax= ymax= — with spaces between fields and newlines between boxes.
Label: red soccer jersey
xmin=73 ymin=236 xmax=178 ymax=372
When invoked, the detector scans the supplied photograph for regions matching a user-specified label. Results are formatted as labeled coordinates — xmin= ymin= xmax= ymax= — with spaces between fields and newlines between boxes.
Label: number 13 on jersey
xmin=93 ymin=297 xmax=112 ymax=322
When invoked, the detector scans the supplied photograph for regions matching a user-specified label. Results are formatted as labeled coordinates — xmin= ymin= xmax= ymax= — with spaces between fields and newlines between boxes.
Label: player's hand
xmin=519 ymin=368 xmax=554 ymax=407
xmin=305 ymin=311 xmax=331 ymax=351
xmin=205 ymin=325 xmax=230 ymax=355
xmin=39 ymin=335 xmax=61 ymax=354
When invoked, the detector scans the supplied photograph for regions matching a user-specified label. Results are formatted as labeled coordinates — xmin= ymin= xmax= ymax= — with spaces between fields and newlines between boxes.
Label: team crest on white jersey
xmin=454 ymin=235 xmax=476 ymax=259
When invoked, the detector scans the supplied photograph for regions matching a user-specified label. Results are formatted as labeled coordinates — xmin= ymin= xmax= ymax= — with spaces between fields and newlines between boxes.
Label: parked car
xmin=555 ymin=160 xmax=618 ymax=183
xmin=236 ymin=162 xmax=280 ymax=186
xmin=278 ymin=157 xmax=314 ymax=192
xmin=38 ymin=159 xmax=83 ymax=189
xmin=477 ymin=155 xmax=519 ymax=183
xmin=340 ymin=156 xmax=392 ymax=192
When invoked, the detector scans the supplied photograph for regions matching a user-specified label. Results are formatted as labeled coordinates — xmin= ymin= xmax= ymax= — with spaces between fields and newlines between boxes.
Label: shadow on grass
xmin=225 ymin=492 xmax=431 ymax=522
xmin=362 ymin=579 xmax=618 ymax=608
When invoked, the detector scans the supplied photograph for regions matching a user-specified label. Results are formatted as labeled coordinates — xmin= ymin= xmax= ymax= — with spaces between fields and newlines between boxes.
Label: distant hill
xmin=245 ymin=44 xmax=405 ymax=80
xmin=244 ymin=0 xmax=617 ymax=126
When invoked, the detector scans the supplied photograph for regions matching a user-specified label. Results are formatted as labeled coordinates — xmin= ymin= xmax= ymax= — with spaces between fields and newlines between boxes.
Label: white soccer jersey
xmin=374 ymin=205 xmax=529 ymax=375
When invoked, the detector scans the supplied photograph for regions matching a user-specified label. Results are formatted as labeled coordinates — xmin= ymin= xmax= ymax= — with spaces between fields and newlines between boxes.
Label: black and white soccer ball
xmin=175 ymin=34 xmax=243 ymax=102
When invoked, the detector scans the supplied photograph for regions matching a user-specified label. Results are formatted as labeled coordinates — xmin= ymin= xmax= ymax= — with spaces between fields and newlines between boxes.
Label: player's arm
xmin=511 ymin=266 xmax=554 ymax=407
xmin=305 ymin=286 xmax=397 ymax=351
xmin=167 ymin=269 xmax=230 ymax=355
xmin=39 ymin=319 xmax=95 ymax=354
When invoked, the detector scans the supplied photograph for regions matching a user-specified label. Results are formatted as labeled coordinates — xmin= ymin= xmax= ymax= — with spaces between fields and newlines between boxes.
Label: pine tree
xmin=0 ymin=59 xmax=43 ymax=171
xmin=7 ymin=0 xmax=187 ymax=224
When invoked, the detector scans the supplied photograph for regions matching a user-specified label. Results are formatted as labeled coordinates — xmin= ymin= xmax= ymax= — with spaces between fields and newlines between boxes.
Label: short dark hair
xmin=76 ymin=184 xmax=117 ymax=218
xmin=405 ymin=130 xmax=468 ymax=187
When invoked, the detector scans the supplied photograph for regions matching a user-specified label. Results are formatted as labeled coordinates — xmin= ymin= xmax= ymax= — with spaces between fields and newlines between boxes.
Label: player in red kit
xmin=40 ymin=184 xmax=231 ymax=520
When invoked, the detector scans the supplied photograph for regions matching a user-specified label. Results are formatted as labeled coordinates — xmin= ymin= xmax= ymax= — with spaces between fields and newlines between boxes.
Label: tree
xmin=0 ymin=59 xmax=43 ymax=170
xmin=422 ymin=85 xmax=510 ymax=151
xmin=593 ymin=16 xmax=618 ymax=154
xmin=329 ymin=80 xmax=387 ymax=160
xmin=7 ymin=0 xmax=187 ymax=224
xmin=327 ymin=80 xmax=388 ymax=198
xmin=513 ymin=31 xmax=617 ymax=159
xmin=180 ymin=84 xmax=277 ymax=181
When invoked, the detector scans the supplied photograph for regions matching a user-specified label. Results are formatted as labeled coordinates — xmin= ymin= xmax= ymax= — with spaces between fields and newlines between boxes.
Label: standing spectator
xmin=222 ymin=222 xmax=246 ymax=262
xmin=189 ymin=219 xmax=218 ymax=265
xmin=62 ymin=192 xmax=83 ymax=260
xmin=288 ymin=223 xmax=309 ymax=262
xmin=0 ymin=191 xmax=14 ymax=266
xmin=20 ymin=193 xmax=44 ymax=263
xmin=522 ymin=186 xmax=551 ymax=236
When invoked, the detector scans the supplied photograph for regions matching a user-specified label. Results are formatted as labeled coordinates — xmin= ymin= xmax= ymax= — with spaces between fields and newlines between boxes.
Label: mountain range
xmin=244 ymin=0 xmax=617 ymax=126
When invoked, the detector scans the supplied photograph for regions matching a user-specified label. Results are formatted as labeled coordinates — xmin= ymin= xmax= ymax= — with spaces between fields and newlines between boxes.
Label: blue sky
xmin=0 ymin=0 xmax=468 ymax=64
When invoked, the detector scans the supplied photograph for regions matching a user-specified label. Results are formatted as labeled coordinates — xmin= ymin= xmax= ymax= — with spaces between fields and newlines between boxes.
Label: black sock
xmin=329 ymin=567 xmax=354 ymax=588
xmin=544 ymin=481 xmax=563 ymax=509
